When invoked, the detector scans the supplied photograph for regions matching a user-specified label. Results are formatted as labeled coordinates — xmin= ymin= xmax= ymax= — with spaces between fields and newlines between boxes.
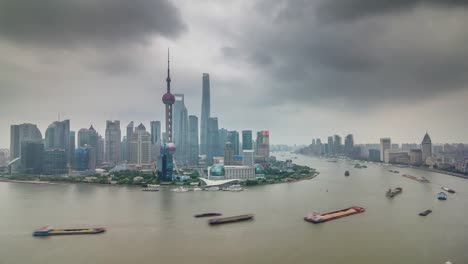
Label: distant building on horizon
xmin=256 ymin=131 xmax=270 ymax=161
xmin=224 ymin=142 xmax=234 ymax=165
xmin=243 ymin=150 xmax=254 ymax=167
xmin=380 ymin=138 xmax=391 ymax=162
xmin=150 ymin=121 xmax=162 ymax=162
xmin=344 ymin=134 xmax=354 ymax=155
xmin=105 ymin=120 xmax=121 ymax=165
xmin=10 ymin=123 xmax=43 ymax=160
xmin=421 ymin=133 xmax=432 ymax=164
xmin=200 ymin=73 xmax=210 ymax=155
xmin=368 ymin=149 xmax=380 ymax=162
xmin=43 ymin=149 xmax=67 ymax=175
xmin=126 ymin=121 xmax=134 ymax=162
xmin=228 ymin=130 xmax=240 ymax=156
xmin=74 ymin=146 xmax=96 ymax=171
xmin=20 ymin=140 xmax=44 ymax=174
xmin=409 ymin=149 xmax=423 ymax=166
xmin=327 ymin=136 xmax=334 ymax=155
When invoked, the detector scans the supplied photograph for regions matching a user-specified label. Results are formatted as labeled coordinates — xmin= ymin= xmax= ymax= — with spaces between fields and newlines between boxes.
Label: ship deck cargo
xmin=402 ymin=174 xmax=429 ymax=183
xmin=208 ymin=214 xmax=254 ymax=225
xmin=33 ymin=226 xmax=105 ymax=236
xmin=304 ymin=206 xmax=365 ymax=223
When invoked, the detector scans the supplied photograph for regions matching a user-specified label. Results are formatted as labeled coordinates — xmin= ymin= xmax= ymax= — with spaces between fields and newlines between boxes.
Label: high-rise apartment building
xmin=200 ymin=73 xmax=210 ymax=155
xmin=218 ymin=128 xmax=229 ymax=157
xmin=173 ymin=94 xmax=189 ymax=164
xmin=126 ymin=121 xmax=134 ymax=162
xmin=43 ymin=149 xmax=67 ymax=175
xmin=96 ymin=135 xmax=104 ymax=166
xmin=188 ymin=115 xmax=199 ymax=165
xmin=242 ymin=130 xmax=253 ymax=150
xmin=333 ymin=135 xmax=342 ymax=155
xmin=10 ymin=123 xmax=42 ymax=160
xmin=380 ymin=138 xmax=391 ymax=162
xmin=327 ymin=136 xmax=334 ymax=155
xmin=105 ymin=120 xmax=121 ymax=165
xmin=78 ymin=126 xmax=98 ymax=147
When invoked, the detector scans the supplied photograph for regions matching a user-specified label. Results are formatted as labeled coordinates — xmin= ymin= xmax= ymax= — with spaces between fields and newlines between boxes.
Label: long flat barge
xmin=33 ymin=226 xmax=105 ymax=236
xmin=304 ymin=206 xmax=365 ymax=223
xmin=194 ymin=213 xmax=222 ymax=218
xmin=208 ymin=214 xmax=254 ymax=225
xmin=402 ymin=174 xmax=429 ymax=183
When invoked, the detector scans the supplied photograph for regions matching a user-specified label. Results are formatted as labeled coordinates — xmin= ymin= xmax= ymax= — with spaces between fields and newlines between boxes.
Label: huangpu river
xmin=1 ymin=153 xmax=467 ymax=264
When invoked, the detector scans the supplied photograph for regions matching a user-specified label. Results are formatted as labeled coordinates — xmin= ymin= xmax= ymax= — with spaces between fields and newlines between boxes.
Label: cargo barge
xmin=441 ymin=187 xmax=455 ymax=194
xmin=33 ymin=226 xmax=105 ymax=236
xmin=402 ymin=174 xmax=429 ymax=183
xmin=419 ymin=209 xmax=432 ymax=216
xmin=194 ymin=213 xmax=222 ymax=218
xmin=208 ymin=214 xmax=254 ymax=225
xmin=304 ymin=206 xmax=365 ymax=223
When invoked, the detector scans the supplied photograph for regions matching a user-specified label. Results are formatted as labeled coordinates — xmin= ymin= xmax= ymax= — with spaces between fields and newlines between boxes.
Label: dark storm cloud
xmin=223 ymin=0 xmax=468 ymax=107
xmin=316 ymin=0 xmax=468 ymax=22
xmin=0 ymin=0 xmax=186 ymax=48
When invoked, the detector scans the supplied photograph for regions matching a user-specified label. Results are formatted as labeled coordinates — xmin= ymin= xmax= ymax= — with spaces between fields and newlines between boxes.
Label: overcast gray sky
xmin=1 ymin=0 xmax=468 ymax=147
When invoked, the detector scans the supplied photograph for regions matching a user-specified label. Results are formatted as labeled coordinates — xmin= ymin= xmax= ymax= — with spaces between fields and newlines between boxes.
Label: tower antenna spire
xmin=166 ymin=48 xmax=171 ymax=93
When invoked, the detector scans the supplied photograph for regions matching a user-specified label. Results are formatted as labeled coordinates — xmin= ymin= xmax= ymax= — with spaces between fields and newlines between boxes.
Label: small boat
xmin=209 ymin=214 xmax=254 ymax=225
xmin=344 ymin=171 xmax=350 ymax=176
xmin=193 ymin=187 xmax=202 ymax=191
xmin=402 ymin=174 xmax=430 ymax=183
xmin=194 ymin=213 xmax=222 ymax=218
xmin=386 ymin=187 xmax=403 ymax=198
xmin=33 ymin=225 xmax=105 ymax=236
xmin=142 ymin=188 xmax=159 ymax=192
xmin=419 ymin=209 xmax=432 ymax=216
xmin=205 ymin=186 xmax=220 ymax=191
xmin=442 ymin=187 xmax=455 ymax=194
xmin=304 ymin=206 xmax=365 ymax=223
xmin=171 ymin=187 xmax=189 ymax=192
xmin=437 ymin=192 xmax=447 ymax=200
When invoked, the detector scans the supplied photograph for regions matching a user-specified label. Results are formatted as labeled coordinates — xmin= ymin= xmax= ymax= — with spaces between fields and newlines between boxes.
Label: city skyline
xmin=2 ymin=1 xmax=468 ymax=147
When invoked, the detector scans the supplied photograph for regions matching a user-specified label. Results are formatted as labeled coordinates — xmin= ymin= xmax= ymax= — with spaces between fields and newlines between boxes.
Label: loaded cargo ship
xmin=386 ymin=187 xmax=403 ymax=197
xmin=402 ymin=174 xmax=429 ymax=183
xmin=33 ymin=226 xmax=105 ymax=236
xmin=194 ymin=213 xmax=222 ymax=218
xmin=304 ymin=206 xmax=365 ymax=223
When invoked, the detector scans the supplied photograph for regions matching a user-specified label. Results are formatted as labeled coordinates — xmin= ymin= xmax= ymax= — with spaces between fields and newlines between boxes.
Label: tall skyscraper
xmin=200 ymin=73 xmax=210 ymax=155
xmin=150 ymin=121 xmax=161 ymax=162
xmin=74 ymin=146 xmax=96 ymax=171
xmin=206 ymin=117 xmax=219 ymax=166
xmin=421 ymin=133 xmax=432 ymax=163
xmin=380 ymin=138 xmax=391 ymax=162
xmin=218 ymin=128 xmax=229 ymax=156
xmin=158 ymin=50 xmax=176 ymax=182
xmin=188 ymin=115 xmax=199 ymax=165
xmin=105 ymin=120 xmax=121 ymax=165
xmin=224 ymin=142 xmax=234 ymax=165
xmin=128 ymin=123 xmax=152 ymax=168
xmin=344 ymin=134 xmax=354 ymax=155
xmin=242 ymin=130 xmax=253 ymax=150
xmin=10 ymin=123 xmax=42 ymax=160
xmin=44 ymin=120 xmax=70 ymax=165
xmin=69 ymin=131 xmax=75 ymax=166
xmin=43 ymin=149 xmax=67 ymax=175
xmin=150 ymin=121 xmax=161 ymax=145
xmin=327 ymin=136 xmax=334 ymax=155
xmin=96 ymin=135 xmax=104 ymax=166
xmin=333 ymin=135 xmax=342 ymax=155
xmin=126 ymin=121 xmax=134 ymax=161
xmin=173 ymin=93 xmax=189 ymax=164
xmin=256 ymin=131 xmax=270 ymax=160
xmin=228 ymin=130 xmax=240 ymax=155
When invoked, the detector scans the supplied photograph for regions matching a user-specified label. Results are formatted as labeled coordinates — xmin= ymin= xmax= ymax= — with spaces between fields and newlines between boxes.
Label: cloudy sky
xmin=1 ymin=0 xmax=468 ymax=147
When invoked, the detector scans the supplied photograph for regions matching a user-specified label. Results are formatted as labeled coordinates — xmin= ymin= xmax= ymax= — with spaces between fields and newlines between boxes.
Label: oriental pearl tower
xmin=158 ymin=49 xmax=176 ymax=182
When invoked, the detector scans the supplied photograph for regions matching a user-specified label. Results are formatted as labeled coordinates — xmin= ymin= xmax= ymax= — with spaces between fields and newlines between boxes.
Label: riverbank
xmin=0 ymin=179 xmax=54 ymax=184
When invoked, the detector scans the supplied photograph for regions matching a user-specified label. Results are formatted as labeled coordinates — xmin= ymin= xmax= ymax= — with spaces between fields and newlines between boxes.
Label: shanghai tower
xmin=200 ymin=73 xmax=210 ymax=155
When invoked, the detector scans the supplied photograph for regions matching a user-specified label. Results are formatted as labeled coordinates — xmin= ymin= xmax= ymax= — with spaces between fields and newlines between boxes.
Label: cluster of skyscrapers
xmin=5 ymin=53 xmax=271 ymax=180
xmin=300 ymin=132 xmax=468 ymax=174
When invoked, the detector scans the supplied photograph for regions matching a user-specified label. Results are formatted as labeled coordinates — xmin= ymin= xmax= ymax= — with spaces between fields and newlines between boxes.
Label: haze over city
xmin=1 ymin=0 xmax=468 ymax=146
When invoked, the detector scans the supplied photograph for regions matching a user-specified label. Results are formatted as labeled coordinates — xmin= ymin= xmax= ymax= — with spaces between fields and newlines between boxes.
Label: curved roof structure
xmin=422 ymin=133 xmax=432 ymax=144
xmin=199 ymin=177 xmax=240 ymax=187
